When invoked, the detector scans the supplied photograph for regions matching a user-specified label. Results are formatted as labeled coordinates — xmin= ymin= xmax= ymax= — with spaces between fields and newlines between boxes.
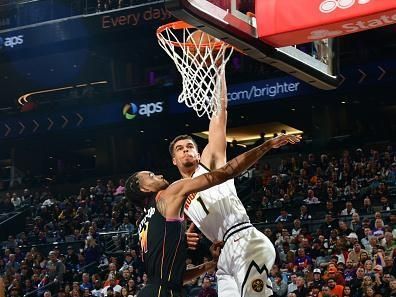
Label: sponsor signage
xmin=0 ymin=2 xmax=172 ymax=53
xmin=256 ymin=0 xmax=396 ymax=47
xmin=169 ymin=77 xmax=313 ymax=113
xmin=0 ymin=99 xmax=165 ymax=140
xmin=169 ymin=60 xmax=396 ymax=114
xmin=122 ymin=101 xmax=164 ymax=119
xmin=101 ymin=5 xmax=171 ymax=29
xmin=0 ymin=34 xmax=24 ymax=49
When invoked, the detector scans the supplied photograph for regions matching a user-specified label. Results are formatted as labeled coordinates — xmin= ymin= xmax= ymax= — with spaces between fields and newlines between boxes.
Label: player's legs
xmin=216 ymin=274 xmax=239 ymax=297
xmin=216 ymin=240 xmax=240 ymax=297
xmin=226 ymin=227 xmax=275 ymax=297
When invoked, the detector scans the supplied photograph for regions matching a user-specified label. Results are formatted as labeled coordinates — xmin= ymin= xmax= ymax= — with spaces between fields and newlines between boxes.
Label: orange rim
xmin=157 ymin=21 xmax=229 ymax=50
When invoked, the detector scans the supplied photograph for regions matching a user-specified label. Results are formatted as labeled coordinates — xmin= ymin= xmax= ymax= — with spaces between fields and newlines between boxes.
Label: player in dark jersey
xmin=126 ymin=133 xmax=300 ymax=297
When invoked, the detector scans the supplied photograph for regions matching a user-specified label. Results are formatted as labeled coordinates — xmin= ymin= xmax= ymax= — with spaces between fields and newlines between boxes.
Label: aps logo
xmin=320 ymin=0 xmax=371 ymax=13
xmin=123 ymin=101 xmax=163 ymax=120
xmin=0 ymin=35 xmax=24 ymax=49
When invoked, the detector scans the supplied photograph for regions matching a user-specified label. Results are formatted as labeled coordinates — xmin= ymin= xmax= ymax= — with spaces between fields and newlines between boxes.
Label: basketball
xmin=186 ymin=30 xmax=222 ymax=67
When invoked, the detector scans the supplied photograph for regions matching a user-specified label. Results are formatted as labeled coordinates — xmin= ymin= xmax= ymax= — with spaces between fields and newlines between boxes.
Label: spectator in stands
xmin=383 ymin=256 xmax=394 ymax=275
xmin=312 ymin=268 xmax=325 ymax=288
xmin=378 ymin=273 xmax=392 ymax=296
xmin=46 ymin=251 xmax=65 ymax=283
xmin=358 ymin=276 xmax=374 ymax=297
xmin=6 ymin=254 xmax=20 ymax=272
xmin=323 ymin=266 xmax=345 ymax=285
xmin=320 ymin=214 xmax=339 ymax=237
xmin=350 ymin=212 xmax=361 ymax=233
xmin=11 ymin=192 xmax=22 ymax=208
xmin=360 ymin=196 xmax=375 ymax=215
xmin=114 ymin=179 xmax=126 ymax=196
xmin=138 ymin=272 xmax=148 ymax=291
xmin=293 ymin=248 xmax=312 ymax=273
xmin=275 ymin=209 xmax=293 ymax=223
xmin=80 ymin=273 xmax=93 ymax=291
xmin=372 ymin=219 xmax=385 ymax=240
xmin=342 ymin=285 xmax=352 ymax=297
xmin=118 ymin=268 xmax=131 ymax=287
xmin=84 ymin=236 xmax=100 ymax=268
xmin=126 ymin=279 xmax=138 ymax=296
xmin=292 ymin=276 xmax=308 ymax=297
xmin=327 ymin=278 xmax=344 ymax=297
xmin=325 ymin=200 xmax=338 ymax=216
xmin=103 ymin=277 xmax=122 ymax=296
xmin=253 ymin=209 xmax=265 ymax=223
xmin=118 ymin=216 xmax=134 ymax=233
xmin=390 ymin=279 xmax=396 ymax=297
xmin=338 ymin=222 xmax=352 ymax=239
xmin=261 ymin=195 xmax=272 ymax=209
xmin=279 ymin=242 xmax=295 ymax=267
xmin=350 ymin=266 xmax=365 ymax=295
xmin=91 ymin=280 xmax=102 ymax=297
xmin=364 ymin=259 xmax=374 ymax=276
xmin=343 ymin=259 xmax=356 ymax=283
xmin=386 ymin=162 xmax=396 ymax=185
xmin=198 ymin=277 xmax=217 ymax=297
xmin=358 ymin=251 xmax=369 ymax=267
xmin=340 ymin=201 xmax=356 ymax=216
xmin=1 ymin=194 xmax=14 ymax=211
xmin=290 ymin=219 xmax=302 ymax=238
xmin=346 ymin=232 xmax=359 ymax=250
xmin=387 ymin=212 xmax=396 ymax=230
xmin=5 ymin=236 xmax=17 ymax=249
xmin=373 ymin=246 xmax=386 ymax=267
xmin=380 ymin=196 xmax=392 ymax=211
xmin=348 ymin=242 xmax=368 ymax=265
xmin=273 ymin=272 xmax=288 ymax=297
xmin=344 ymin=178 xmax=360 ymax=199
xmin=304 ymin=189 xmax=320 ymax=204
xmin=287 ymin=273 xmax=298 ymax=294
xmin=299 ymin=205 xmax=312 ymax=221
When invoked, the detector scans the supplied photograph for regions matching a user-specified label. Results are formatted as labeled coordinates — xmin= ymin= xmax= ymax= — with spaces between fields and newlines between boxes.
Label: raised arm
xmin=167 ymin=134 xmax=301 ymax=201
xmin=200 ymin=73 xmax=228 ymax=169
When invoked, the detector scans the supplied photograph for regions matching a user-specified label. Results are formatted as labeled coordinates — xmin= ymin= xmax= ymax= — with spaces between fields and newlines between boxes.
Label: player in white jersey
xmin=169 ymin=75 xmax=292 ymax=296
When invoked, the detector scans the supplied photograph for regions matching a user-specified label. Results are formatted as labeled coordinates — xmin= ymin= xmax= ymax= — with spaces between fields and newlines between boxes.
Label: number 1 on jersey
xmin=197 ymin=197 xmax=209 ymax=215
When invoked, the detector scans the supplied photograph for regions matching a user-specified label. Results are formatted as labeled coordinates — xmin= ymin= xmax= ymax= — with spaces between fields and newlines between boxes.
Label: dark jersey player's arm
xmin=182 ymin=260 xmax=217 ymax=285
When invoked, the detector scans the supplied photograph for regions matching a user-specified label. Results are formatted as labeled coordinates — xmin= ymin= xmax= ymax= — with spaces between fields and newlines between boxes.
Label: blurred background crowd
xmin=1 ymin=143 xmax=395 ymax=297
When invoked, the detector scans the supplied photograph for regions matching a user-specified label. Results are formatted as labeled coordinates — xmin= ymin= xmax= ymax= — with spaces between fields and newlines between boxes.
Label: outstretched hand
xmin=186 ymin=223 xmax=200 ymax=250
xmin=269 ymin=134 xmax=301 ymax=149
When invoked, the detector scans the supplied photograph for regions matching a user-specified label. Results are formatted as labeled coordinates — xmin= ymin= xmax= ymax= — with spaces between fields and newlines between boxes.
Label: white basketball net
xmin=157 ymin=22 xmax=233 ymax=119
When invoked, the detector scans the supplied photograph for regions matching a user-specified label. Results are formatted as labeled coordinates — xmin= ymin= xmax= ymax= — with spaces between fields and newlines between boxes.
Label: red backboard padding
xmin=256 ymin=0 xmax=396 ymax=47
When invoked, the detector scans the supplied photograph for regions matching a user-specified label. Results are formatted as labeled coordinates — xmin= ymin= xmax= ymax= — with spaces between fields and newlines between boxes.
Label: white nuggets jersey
xmin=184 ymin=163 xmax=250 ymax=242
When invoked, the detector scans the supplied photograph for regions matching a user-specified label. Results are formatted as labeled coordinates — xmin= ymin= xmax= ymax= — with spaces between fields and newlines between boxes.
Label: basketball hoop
xmin=157 ymin=21 xmax=233 ymax=119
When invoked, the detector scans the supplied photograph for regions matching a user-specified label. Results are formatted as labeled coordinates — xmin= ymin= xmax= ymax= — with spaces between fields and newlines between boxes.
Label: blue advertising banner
xmin=0 ymin=99 xmax=165 ymax=140
xmin=169 ymin=76 xmax=316 ymax=114
xmin=169 ymin=60 xmax=396 ymax=114
xmin=1 ymin=60 xmax=395 ymax=140
xmin=0 ymin=2 xmax=172 ymax=53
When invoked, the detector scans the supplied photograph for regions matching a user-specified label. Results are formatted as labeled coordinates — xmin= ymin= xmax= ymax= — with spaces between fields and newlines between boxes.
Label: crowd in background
xmin=0 ymin=142 xmax=395 ymax=297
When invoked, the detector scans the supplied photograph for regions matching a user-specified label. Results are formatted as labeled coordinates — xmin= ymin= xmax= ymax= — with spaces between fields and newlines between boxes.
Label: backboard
xmin=165 ymin=0 xmax=341 ymax=90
